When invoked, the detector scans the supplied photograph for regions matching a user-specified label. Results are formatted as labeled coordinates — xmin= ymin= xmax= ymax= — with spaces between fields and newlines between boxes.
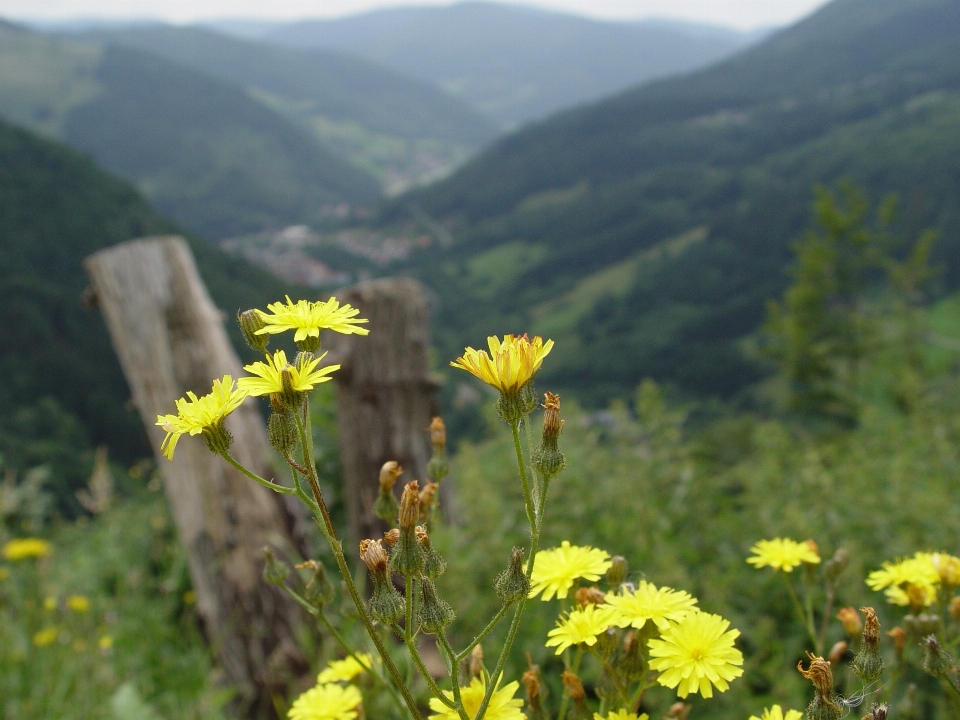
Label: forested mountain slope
xmin=386 ymin=0 xmax=960 ymax=402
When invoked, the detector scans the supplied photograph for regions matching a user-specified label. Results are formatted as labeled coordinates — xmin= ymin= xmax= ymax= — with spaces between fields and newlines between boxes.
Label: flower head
xmin=256 ymin=296 xmax=369 ymax=343
xmin=530 ymin=541 xmax=612 ymax=601
xmin=867 ymin=552 xmax=940 ymax=607
xmin=648 ymin=611 xmax=744 ymax=699
xmin=67 ymin=595 xmax=91 ymax=613
xmin=932 ymin=552 xmax=960 ymax=586
xmin=606 ymin=581 xmax=698 ymax=631
xmin=3 ymin=537 xmax=52 ymax=561
xmin=428 ymin=677 xmax=525 ymax=720
xmin=239 ymin=350 xmax=339 ymax=396
xmin=288 ymin=682 xmax=362 ymax=720
xmin=594 ymin=712 xmax=649 ymax=720
xmin=546 ymin=604 xmax=620 ymax=654
xmin=156 ymin=376 xmax=247 ymax=460
xmin=747 ymin=538 xmax=820 ymax=573
xmin=33 ymin=627 xmax=58 ymax=647
xmin=451 ymin=334 xmax=554 ymax=395
xmin=749 ymin=706 xmax=803 ymax=720
xmin=317 ymin=653 xmax=373 ymax=684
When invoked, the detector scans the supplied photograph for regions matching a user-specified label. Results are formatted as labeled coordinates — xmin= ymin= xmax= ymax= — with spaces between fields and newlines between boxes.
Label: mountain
xmin=372 ymin=0 xmax=960 ymax=403
xmin=0 ymin=117 xmax=290 ymax=507
xmin=0 ymin=22 xmax=380 ymax=239
xmin=70 ymin=25 xmax=500 ymax=192
xmin=251 ymin=2 xmax=768 ymax=127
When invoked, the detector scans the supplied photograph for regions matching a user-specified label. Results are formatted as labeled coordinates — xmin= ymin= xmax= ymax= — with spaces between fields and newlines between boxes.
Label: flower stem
xmin=438 ymin=633 xmax=471 ymax=720
xmin=557 ymin=648 xmax=583 ymax=720
xmin=783 ymin=574 xmax=819 ymax=653
xmin=222 ymin=453 xmax=295 ymax=494
xmin=511 ymin=422 xmax=537 ymax=539
xmin=456 ymin=605 xmax=510 ymax=662
xmin=394 ymin=624 xmax=458 ymax=710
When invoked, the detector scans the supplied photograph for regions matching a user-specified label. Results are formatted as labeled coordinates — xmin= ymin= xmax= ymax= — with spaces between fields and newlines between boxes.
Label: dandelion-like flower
xmin=932 ymin=552 xmax=960 ymax=586
xmin=593 ymin=712 xmax=649 ymax=720
xmin=288 ymin=682 xmax=362 ymax=720
xmin=749 ymin=706 xmax=803 ymax=720
xmin=867 ymin=552 xmax=940 ymax=607
xmin=648 ymin=611 xmax=744 ymax=699
xmin=451 ymin=334 xmax=554 ymax=395
xmin=530 ymin=541 xmax=612 ymax=601
xmin=606 ymin=581 xmax=698 ymax=631
xmin=546 ymin=604 xmax=620 ymax=654
xmin=239 ymin=350 xmax=339 ymax=396
xmin=156 ymin=376 xmax=247 ymax=460
xmin=428 ymin=677 xmax=525 ymax=720
xmin=256 ymin=296 xmax=369 ymax=343
xmin=33 ymin=627 xmax=58 ymax=647
xmin=747 ymin=538 xmax=820 ymax=573
xmin=317 ymin=653 xmax=373 ymax=683
xmin=67 ymin=595 xmax=91 ymax=613
xmin=3 ymin=537 xmax=52 ymax=561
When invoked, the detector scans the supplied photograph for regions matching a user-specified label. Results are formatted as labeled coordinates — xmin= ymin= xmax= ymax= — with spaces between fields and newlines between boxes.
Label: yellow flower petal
xmin=451 ymin=334 xmax=553 ymax=394
xmin=428 ymin=677 xmax=524 ymax=720
xmin=238 ymin=350 xmax=339 ymax=397
xmin=747 ymin=538 xmax=820 ymax=573
xmin=256 ymin=296 xmax=369 ymax=342
xmin=155 ymin=376 xmax=247 ymax=460
xmin=529 ymin=541 xmax=611 ymax=601
xmin=648 ymin=611 xmax=744 ymax=699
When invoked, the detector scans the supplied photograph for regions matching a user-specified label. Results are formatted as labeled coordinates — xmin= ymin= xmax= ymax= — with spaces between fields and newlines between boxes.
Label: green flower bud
xmin=268 ymin=412 xmax=298 ymax=455
xmin=853 ymin=607 xmax=884 ymax=685
xmin=296 ymin=334 xmax=320 ymax=353
xmin=298 ymin=560 xmax=335 ymax=608
xmin=417 ymin=528 xmax=446 ymax=579
xmin=533 ymin=392 xmax=565 ymax=481
xmin=418 ymin=578 xmax=455 ymax=634
xmin=237 ymin=309 xmax=269 ymax=353
xmin=606 ymin=556 xmax=628 ymax=588
xmin=495 ymin=547 xmax=530 ymax=605
xmin=262 ymin=546 xmax=289 ymax=586
xmin=360 ymin=539 xmax=404 ymax=624
xmin=202 ymin=420 xmax=233 ymax=457
xmin=615 ymin=630 xmax=647 ymax=682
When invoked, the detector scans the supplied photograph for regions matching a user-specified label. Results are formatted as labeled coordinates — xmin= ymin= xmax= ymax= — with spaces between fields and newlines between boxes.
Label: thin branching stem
xmin=394 ymin=624 xmax=458 ymax=710
xmin=456 ymin=605 xmax=510 ymax=662
xmin=222 ymin=453 xmax=295 ymax=494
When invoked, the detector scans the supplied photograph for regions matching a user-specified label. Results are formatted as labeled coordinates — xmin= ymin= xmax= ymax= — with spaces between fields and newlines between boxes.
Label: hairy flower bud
xmin=391 ymin=483 xmax=425 ymax=577
xmin=533 ymin=392 xmax=566 ymax=481
xmin=616 ymin=629 xmax=647 ymax=681
xmin=606 ymin=556 xmax=628 ymax=588
xmin=202 ymin=420 xmax=233 ymax=457
xmin=837 ymin=607 xmax=862 ymax=639
xmin=862 ymin=704 xmax=888 ymax=720
xmin=561 ymin=670 xmax=590 ymax=720
xmin=419 ymin=578 xmax=455 ymax=634
xmin=798 ymin=653 xmax=841 ymax=720
xmin=296 ymin=560 xmax=335 ymax=608
xmin=418 ymin=482 xmax=439 ymax=519
xmin=521 ymin=661 xmax=545 ymax=717
xmin=469 ymin=644 xmax=484 ymax=679
xmin=852 ymin=607 xmax=884 ymax=684
xmin=495 ymin=547 xmax=530 ymax=605
xmin=828 ymin=641 xmax=848 ymax=666
xmin=398 ymin=481 xmax=420 ymax=531
xmin=262 ymin=546 xmax=289 ymax=586
xmin=360 ymin=539 xmax=403 ymax=624
xmin=887 ymin=626 xmax=906 ymax=657
xmin=296 ymin=334 xmax=320 ymax=353
xmin=374 ymin=461 xmax=402 ymax=523
xmin=268 ymin=412 xmax=298 ymax=455
xmin=383 ymin=528 xmax=400 ymax=547
xmin=417 ymin=526 xmax=446 ymax=579
xmin=427 ymin=417 xmax=449 ymax=481
xmin=238 ymin=309 xmax=269 ymax=353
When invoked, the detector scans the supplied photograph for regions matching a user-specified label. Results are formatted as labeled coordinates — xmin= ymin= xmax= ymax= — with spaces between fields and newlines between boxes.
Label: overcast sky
xmin=7 ymin=0 xmax=833 ymax=30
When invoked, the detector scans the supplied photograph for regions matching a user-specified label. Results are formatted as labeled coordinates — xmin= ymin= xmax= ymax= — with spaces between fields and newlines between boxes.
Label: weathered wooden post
xmin=85 ymin=236 xmax=308 ymax=718
xmin=325 ymin=278 xmax=440 ymax=547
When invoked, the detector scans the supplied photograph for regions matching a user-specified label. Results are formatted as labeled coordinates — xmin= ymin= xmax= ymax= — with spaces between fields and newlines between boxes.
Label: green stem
xmin=783 ymin=575 xmax=819 ymax=653
xmin=511 ymin=422 xmax=537 ymax=539
xmin=438 ymin=633 xmax=470 ymax=720
xmin=406 ymin=576 xmax=415 ymax=639
xmin=523 ymin=417 xmax=539 ymax=513
xmin=817 ymin=582 xmax=836 ymax=654
xmin=557 ymin=648 xmax=583 ymax=720
xmin=588 ymin=647 xmax=630 ymax=705
xmin=222 ymin=453 xmax=295 ymax=494
xmin=394 ymin=624 xmax=458 ymax=710
xmin=456 ymin=605 xmax=510 ymax=662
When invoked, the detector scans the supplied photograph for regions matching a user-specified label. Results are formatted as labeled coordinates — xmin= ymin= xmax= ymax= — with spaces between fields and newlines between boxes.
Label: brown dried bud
xmin=398 ymin=480 xmax=420 ymax=530
xmin=561 ymin=670 xmax=585 ymax=701
xmin=534 ymin=392 xmax=566 ymax=480
xmin=359 ymin=539 xmax=388 ymax=572
xmin=798 ymin=653 xmax=838 ymax=707
xmin=666 ymin=703 xmax=692 ymax=720
xmin=379 ymin=461 xmax=403 ymax=491
xmin=415 ymin=526 xmax=429 ymax=544
xmin=429 ymin=417 xmax=446 ymax=449
xmin=887 ymin=626 xmax=906 ymax=655
xmin=951 ymin=596 xmax=960 ymax=621
xmin=521 ymin=666 xmax=541 ymax=703
xmin=469 ymin=644 xmax=484 ymax=679
xmin=542 ymin=392 xmax=564 ymax=440
xmin=828 ymin=640 xmax=848 ymax=665
xmin=837 ymin=607 xmax=862 ymax=639
xmin=418 ymin=482 xmax=439 ymax=518
xmin=860 ymin=607 xmax=880 ymax=649
xmin=575 ymin=586 xmax=606 ymax=606
xmin=383 ymin=528 xmax=400 ymax=546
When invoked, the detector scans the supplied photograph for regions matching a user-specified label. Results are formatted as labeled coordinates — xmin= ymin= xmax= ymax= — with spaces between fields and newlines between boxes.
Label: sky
xmin=6 ymin=0 xmax=834 ymax=31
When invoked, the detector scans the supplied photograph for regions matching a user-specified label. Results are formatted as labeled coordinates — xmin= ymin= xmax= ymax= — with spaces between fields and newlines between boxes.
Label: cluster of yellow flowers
xmin=3 ymin=537 xmax=52 ymax=561
xmin=288 ymin=654 xmax=373 ymax=720
xmin=867 ymin=551 xmax=960 ymax=608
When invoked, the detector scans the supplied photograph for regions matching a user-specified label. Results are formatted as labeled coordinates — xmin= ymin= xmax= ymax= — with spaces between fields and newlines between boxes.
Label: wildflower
xmin=156 ymin=376 xmax=247 ymax=460
xmin=530 ymin=541 xmax=612 ymax=601
xmin=932 ymin=552 xmax=960 ymax=586
xmin=836 ymin=607 xmax=862 ymax=638
xmin=256 ymin=296 xmax=369 ymax=345
xmin=797 ymin=653 xmax=840 ymax=719
xmin=288 ymin=682 xmax=362 ymax=720
xmin=749 ymin=706 xmax=803 ymax=720
xmin=747 ymin=538 xmax=820 ymax=572
xmin=239 ymin=350 xmax=339 ymax=396
xmin=98 ymin=635 xmax=113 ymax=651
xmin=67 ymin=595 xmax=91 ymax=613
xmin=546 ymin=604 xmax=620 ymax=654
xmin=648 ymin=611 xmax=744 ymax=699
xmin=3 ymin=537 xmax=52 ymax=561
xmin=451 ymin=334 xmax=553 ymax=395
xmin=317 ymin=653 xmax=373 ymax=683
xmin=33 ymin=627 xmax=58 ymax=647
xmin=183 ymin=590 xmax=197 ymax=605
xmin=866 ymin=552 xmax=939 ymax=607
xmin=606 ymin=580 xmax=698 ymax=631
xmin=495 ymin=547 xmax=530 ymax=604
xmin=594 ymin=712 xmax=649 ymax=720
xmin=428 ymin=677 xmax=525 ymax=720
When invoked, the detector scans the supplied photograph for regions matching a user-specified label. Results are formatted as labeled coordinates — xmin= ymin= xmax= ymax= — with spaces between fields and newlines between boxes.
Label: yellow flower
xmin=749 ymin=706 xmax=803 ymax=720
xmin=451 ymin=334 xmax=554 ymax=395
xmin=594 ymin=712 xmax=649 ymax=720
xmin=428 ymin=677 xmax=525 ymax=720
xmin=67 ymin=595 xmax=91 ymax=613
xmin=530 ymin=541 xmax=612 ymax=601
xmin=238 ymin=350 xmax=339 ymax=397
xmin=606 ymin=581 xmax=698 ymax=631
xmin=317 ymin=653 xmax=373 ymax=683
xmin=546 ymin=604 xmax=620 ymax=654
xmin=98 ymin=635 xmax=114 ymax=651
xmin=648 ymin=611 xmax=744 ymax=699
xmin=256 ymin=296 xmax=369 ymax=343
xmin=288 ymin=682 xmax=362 ymax=720
xmin=932 ymin=552 xmax=960 ymax=586
xmin=33 ymin=627 xmax=58 ymax=647
xmin=44 ymin=596 xmax=57 ymax=611
xmin=3 ymin=537 xmax=52 ymax=561
xmin=155 ymin=376 xmax=247 ymax=460
xmin=867 ymin=552 xmax=940 ymax=607
xmin=747 ymin=538 xmax=820 ymax=572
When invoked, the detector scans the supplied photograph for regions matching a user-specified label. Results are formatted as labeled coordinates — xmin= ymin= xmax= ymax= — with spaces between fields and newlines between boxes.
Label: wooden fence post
xmin=325 ymin=278 xmax=440 ymax=547
xmin=85 ymin=236 xmax=309 ymax=718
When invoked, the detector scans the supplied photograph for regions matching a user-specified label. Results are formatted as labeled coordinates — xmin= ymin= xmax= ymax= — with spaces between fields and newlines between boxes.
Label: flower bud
xmin=268 ymin=412 xmax=298 ymax=455
xmin=296 ymin=334 xmax=321 ymax=353
xmin=374 ymin=463 xmax=401 ymax=523
xmin=798 ymin=653 xmax=841 ymax=719
xmin=495 ymin=547 xmax=530 ymax=605
xmin=398 ymin=481 xmax=420 ymax=531
xmin=417 ymin=526 xmax=446 ymax=579
xmin=595 ymin=627 xmax=618 ymax=657
xmin=533 ymin=392 xmax=565 ymax=481
xmin=922 ymin=634 xmax=959 ymax=686
xmin=521 ymin=661 xmax=544 ymax=717
xmin=360 ymin=539 xmax=403 ymax=624
xmin=202 ymin=420 xmax=233 ymax=457
xmin=837 ymin=607 xmax=862 ymax=639
xmin=469 ymin=644 xmax=484 ymax=679
xmin=379 ymin=461 xmax=403 ymax=491
xmin=419 ymin=578 xmax=455 ymax=634
xmin=887 ymin=626 xmax=906 ymax=657
xmin=863 ymin=704 xmax=888 ymax=720
xmin=828 ymin=640 xmax=848 ymax=666
xmin=616 ymin=630 xmax=647 ymax=681
xmin=823 ymin=548 xmax=849 ymax=584
xmin=383 ymin=528 xmax=400 ymax=547
xmin=575 ymin=586 xmax=605 ymax=606
xmin=296 ymin=560 xmax=334 ymax=608
xmin=560 ymin=670 xmax=590 ymax=720
xmin=666 ymin=703 xmax=692 ymax=720
xmin=262 ymin=546 xmax=289 ymax=586
xmin=238 ymin=309 xmax=269 ymax=353
xmin=418 ymin=482 xmax=439 ymax=519
xmin=606 ymin=556 xmax=628 ymax=588
xmin=390 ymin=484 xmax=425 ymax=577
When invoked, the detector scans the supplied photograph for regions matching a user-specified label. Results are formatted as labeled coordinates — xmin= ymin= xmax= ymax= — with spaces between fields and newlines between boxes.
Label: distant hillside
xmin=252 ymin=2 xmax=766 ymax=126
xmin=72 ymin=25 xmax=500 ymax=193
xmin=0 ymin=118 xmax=290 ymax=508
xmin=0 ymin=23 xmax=380 ymax=239
xmin=375 ymin=0 xmax=960 ymax=403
